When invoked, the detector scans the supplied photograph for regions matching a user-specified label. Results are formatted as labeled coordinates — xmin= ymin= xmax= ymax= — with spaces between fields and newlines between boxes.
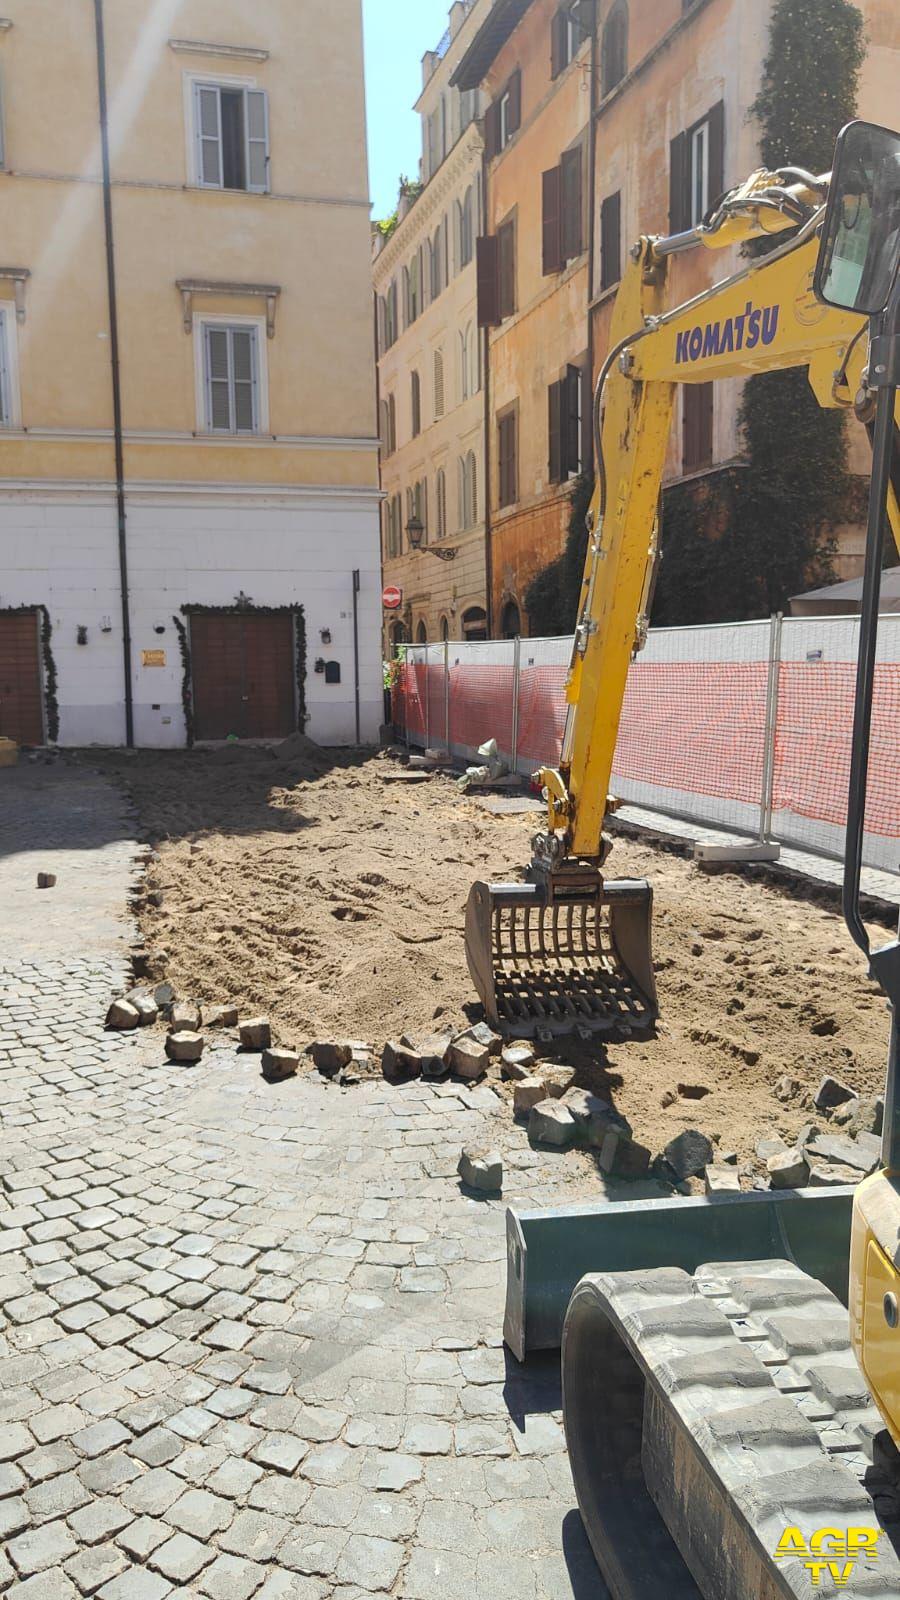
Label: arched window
xmin=601 ymin=2 xmax=628 ymax=96
xmin=390 ymin=620 xmax=408 ymax=654
xmin=377 ymin=296 xmax=387 ymax=356
xmin=466 ymin=450 xmax=478 ymax=527
xmin=409 ymin=253 xmax=420 ymax=322
xmin=501 ymin=599 xmax=521 ymax=639
xmin=466 ymin=321 xmax=480 ymax=397
xmin=388 ymin=394 xmax=396 ymax=454
xmin=440 ymin=615 xmax=450 ymax=642
xmin=460 ymin=186 xmax=474 ymax=269
xmin=459 ymin=327 xmax=470 ymax=403
xmin=416 ymin=620 xmax=428 ymax=645
xmin=379 ymin=399 xmax=390 ymax=457
xmin=436 ymin=468 xmax=447 ymax=540
xmin=411 ymin=371 xmax=421 ymax=437
xmin=431 ymin=225 xmax=444 ymax=300
xmin=462 ymin=606 xmax=487 ymax=641
xmin=433 ymin=348 xmax=445 ymax=419
xmin=402 ymin=265 xmax=411 ymax=329
xmin=392 ymin=493 xmax=402 ymax=557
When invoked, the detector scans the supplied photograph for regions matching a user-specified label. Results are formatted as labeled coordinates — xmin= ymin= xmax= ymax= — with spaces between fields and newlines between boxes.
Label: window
xmin=194 ymin=82 xmax=269 ymax=193
xmin=431 ymin=224 xmax=445 ymax=301
xmin=383 ymin=281 xmax=398 ymax=349
xmin=411 ymin=371 xmax=421 ymax=438
xmin=542 ymin=147 xmax=584 ymax=275
xmin=460 ymin=327 xmax=470 ymax=403
xmin=498 ymin=216 xmax=516 ymax=320
xmin=434 ymin=348 xmax=445 ymax=419
xmin=498 ymin=410 xmax=518 ymax=509
xmin=670 ymin=101 xmax=724 ymax=231
xmin=380 ymin=394 xmax=396 ymax=457
xmin=460 ymin=320 xmax=480 ymax=403
xmin=458 ymin=453 xmax=478 ymax=530
xmin=601 ymin=3 xmax=628 ymax=96
xmin=551 ymin=3 xmax=592 ymax=78
xmin=385 ymin=493 xmax=403 ymax=558
xmin=440 ymin=615 xmax=450 ymax=642
xmin=549 ymin=365 xmax=585 ymax=484
xmin=459 ymin=186 xmax=475 ymax=270
xmin=500 ymin=600 xmax=522 ymax=639
xmin=0 ymin=309 xmax=10 ymax=426
xmin=436 ymin=468 xmax=447 ymax=540
xmin=484 ymin=70 xmax=521 ymax=159
xmin=600 ymin=191 xmax=622 ymax=290
xmin=405 ymin=254 xmax=421 ymax=326
xmin=682 ymin=383 xmax=714 ymax=473
xmin=416 ymin=620 xmax=428 ymax=645
xmin=462 ymin=606 xmax=487 ymax=641
xmin=203 ymin=323 xmax=260 ymax=433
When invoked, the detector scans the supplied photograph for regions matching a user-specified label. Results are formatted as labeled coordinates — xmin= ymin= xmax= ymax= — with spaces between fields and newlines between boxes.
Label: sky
xmin=363 ymin=0 xmax=453 ymax=221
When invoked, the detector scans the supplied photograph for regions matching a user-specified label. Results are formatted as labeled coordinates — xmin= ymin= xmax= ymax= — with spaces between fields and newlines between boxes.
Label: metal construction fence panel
xmin=392 ymin=614 xmax=900 ymax=874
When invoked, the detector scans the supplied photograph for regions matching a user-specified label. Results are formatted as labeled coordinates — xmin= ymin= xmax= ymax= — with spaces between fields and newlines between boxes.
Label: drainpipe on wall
xmin=93 ymin=0 xmax=134 ymax=746
xmin=481 ymin=147 xmax=494 ymax=637
xmin=585 ymin=0 xmax=599 ymax=473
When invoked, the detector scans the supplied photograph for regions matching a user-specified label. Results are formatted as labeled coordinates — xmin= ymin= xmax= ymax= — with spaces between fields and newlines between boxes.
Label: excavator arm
xmin=466 ymin=166 xmax=899 ymax=1039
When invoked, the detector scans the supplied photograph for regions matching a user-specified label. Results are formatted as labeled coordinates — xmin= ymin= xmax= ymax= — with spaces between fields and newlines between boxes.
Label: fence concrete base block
xmin=693 ymin=841 xmax=781 ymax=864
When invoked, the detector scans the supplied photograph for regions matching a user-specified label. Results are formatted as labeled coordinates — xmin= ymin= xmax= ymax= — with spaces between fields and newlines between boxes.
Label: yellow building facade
xmin=0 ymin=0 xmax=381 ymax=747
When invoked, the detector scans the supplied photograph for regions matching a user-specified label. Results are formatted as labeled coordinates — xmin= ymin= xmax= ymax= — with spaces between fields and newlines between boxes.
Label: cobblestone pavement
xmin=0 ymin=765 xmax=610 ymax=1600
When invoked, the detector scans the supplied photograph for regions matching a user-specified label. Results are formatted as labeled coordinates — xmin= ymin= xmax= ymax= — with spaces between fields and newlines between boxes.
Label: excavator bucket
xmin=465 ymin=876 xmax=658 ymax=1040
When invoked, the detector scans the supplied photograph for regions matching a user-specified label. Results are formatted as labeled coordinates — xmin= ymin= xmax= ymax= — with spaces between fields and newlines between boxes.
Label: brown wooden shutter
xmin=683 ymin=382 xmax=714 ymax=472
xmin=600 ymin=190 xmax=621 ymax=290
xmin=484 ymin=99 xmax=501 ymax=160
xmin=669 ymin=131 xmax=689 ymax=232
xmin=548 ymin=380 xmax=563 ymax=483
xmin=707 ymin=99 xmax=725 ymax=206
xmin=476 ymin=235 xmax=500 ymax=327
xmin=550 ymin=8 xmax=567 ymax=78
xmin=542 ymin=166 xmax=563 ymax=275
xmin=565 ymin=365 xmax=582 ymax=474
xmin=498 ymin=219 xmax=516 ymax=319
xmin=581 ymin=363 xmax=593 ymax=471
xmin=499 ymin=412 xmax=517 ymax=507
xmin=561 ymin=147 xmax=583 ymax=261
xmin=507 ymin=69 xmax=522 ymax=136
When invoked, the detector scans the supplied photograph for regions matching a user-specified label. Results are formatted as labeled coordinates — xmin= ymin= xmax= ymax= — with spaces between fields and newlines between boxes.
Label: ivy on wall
xmin=524 ymin=475 xmax=594 ymax=637
xmin=0 ymin=604 xmax=58 ymax=742
xmin=176 ymin=603 xmax=308 ymax=749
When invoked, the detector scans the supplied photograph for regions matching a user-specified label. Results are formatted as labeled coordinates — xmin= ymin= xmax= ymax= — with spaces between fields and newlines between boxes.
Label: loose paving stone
xmin=261 ymin=1050 xmax=299 ymax=1084
xmin=165 ymin=1031 xmax=204 ymax=1065
xmin=239 ymin=1020 xmax=271 ymax=1052
xmin=457 ymin=1148 xmax=502 ymax=1194
xmin=528 ymin=1102 xmax=576 ymax=1148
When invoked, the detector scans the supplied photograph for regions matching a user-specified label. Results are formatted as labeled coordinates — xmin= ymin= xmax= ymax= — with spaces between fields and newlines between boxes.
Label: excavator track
xmin=562 ymin=1259 xmax=900 ymax=1599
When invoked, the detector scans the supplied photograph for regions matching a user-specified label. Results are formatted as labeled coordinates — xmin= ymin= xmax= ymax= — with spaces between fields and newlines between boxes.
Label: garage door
xmin=0 ymin=611 xmax=43 ymax=746
xmin=190 ymin=612 xmax=296 ymax=741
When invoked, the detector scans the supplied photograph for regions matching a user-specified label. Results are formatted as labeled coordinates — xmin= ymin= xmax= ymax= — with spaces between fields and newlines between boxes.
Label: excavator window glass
xmin=815 ymin=120 xmax=900 ymax=315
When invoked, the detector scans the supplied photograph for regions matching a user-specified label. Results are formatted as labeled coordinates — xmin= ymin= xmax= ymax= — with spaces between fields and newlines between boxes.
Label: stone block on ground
xmin=262 ymin=1049 xmax=299 ymax=1084
xmin=106 ymin=1000 xmax=141 ymax=1032
xmin=239 ymin=1018 xmax=271 ymax=1051
xmin=836 ymin=1095 xmax=884 ymax=1137
xmin=774 ymin=1074 xmax=801 ymax=1103
xmin=501 ymin=1044 xmax=536 ymax=1079
xmin=808 ymin=1162 xmax=862 ymax=1188
xmin=165 ymin=1031 xmax=204 ymax=1064
xmin=457 ymin=1147 xmax=503 ymax=1193
xmin=528 ymin=1101 xmax=576 ymax=1149
xmin=401 ymin=1033 xmax=451 ymax=1079
xmin=207 ymin=1004 xmax=239 ymax=1029
xmin=127 ymin=993 xmax=158 ymax=1026
xmin=814 ymin=1075 xmax=855 ymax=1111
xmin=706 ymin=1164 xmax=741 ymax=1194
xmin=381 ymin=1041 xmax=421 ymax=1084
xmin=756 ymin=1135 xmax=788 ymax=1162
xmin=448 ymin=1037 xmax=490 ymax=1082
xmin=154 ymin=981 xmax=176 ymax=1013
xmin=36 ymin=873 xmax=57 ymax=889
xmin=806 ymin=1132 xmax=880 ymax=1175
xmin=170 ymin=1001 xmax=202 ymax=1032
xmin=664 ymin=1129 xmax=714 ymax=1180
xmin=598 ymin=1128 xmax=652 ymax=1179
xmin=513 ymin=1078 xmax=549 ymax=1120
xmin=310 ymin=1041 xmax=353 ymax=1076
xmin=563 ymin=1088 xmax=631 ymax=1149
xmin=462 ymin=1021 xmax=502 ymax=1055
xmin=767 ymin=1149 xmax=810 ymax=1190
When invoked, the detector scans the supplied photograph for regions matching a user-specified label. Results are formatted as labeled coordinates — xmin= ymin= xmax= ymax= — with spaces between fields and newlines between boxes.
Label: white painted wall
xmin=0 ymin=487 xmax=384 ymax=748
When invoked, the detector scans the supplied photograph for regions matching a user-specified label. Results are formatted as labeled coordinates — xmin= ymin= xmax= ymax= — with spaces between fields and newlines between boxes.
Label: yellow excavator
xmin=484 ymin=121 xmax=900 ymax=1599
xmin=465 ymin=121 xmax=900 ymax=1046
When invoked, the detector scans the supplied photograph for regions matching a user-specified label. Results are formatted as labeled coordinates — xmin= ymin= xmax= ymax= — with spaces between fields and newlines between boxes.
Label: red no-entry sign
xmin=382 ymin=586 xmax=403 ymax=610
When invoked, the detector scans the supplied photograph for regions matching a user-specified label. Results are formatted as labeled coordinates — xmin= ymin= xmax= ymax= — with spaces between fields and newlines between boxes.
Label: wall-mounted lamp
xmin=406 ymin=514 xmax=459 ymax=562
xmin=320 ymin=627 xmax=332 ymax=646
xmin=154 ymin=624 xmax=166 ymax=636
xmin=76 ymin=625 xmax=88 ymax=646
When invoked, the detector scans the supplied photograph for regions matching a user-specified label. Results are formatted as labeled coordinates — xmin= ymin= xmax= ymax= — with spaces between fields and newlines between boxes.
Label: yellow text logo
xmin=773 ymin=1527 xmax=881 ymax=1589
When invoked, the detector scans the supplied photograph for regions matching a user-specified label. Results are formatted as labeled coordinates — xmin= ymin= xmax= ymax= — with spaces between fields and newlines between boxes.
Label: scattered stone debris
xmin=165 ymin=1030 xmax=204 ymax=1064
xmin=513 ymin=1078 xmax=550 ymax=1119
xmin=774 ymin=1074 xmax=801 ymax=1103
xmin=382 ymin=1040 xmax=422 ymax=1084
xmin=466 ymin=1022 xmax=502 ymax=1055
xmin=809 ymin=1163 xmax=862 ymax=1187
xmin=664 ymin=1129 xmax=714 ymax=1181
xmin=501 ymin=1043 xmax=536 ymax=1079
xmin=806 ymin=1132 xmax=881 ymax=1175
xmin=106 ymin=999 xmax=141 ymax=1032
xmin=767 ymin=1149 xmax=810 ymax=1190
xmin=834 ymin=1094 xmax=884 ymax=1136
xmin=36 ymin=871 xmax=57 ymax=889
xmin=170 ymin=1001 xmax=201 ymax=1032
xmin=598 ymin=1125 xmax=652 ymax=1180
xmin=262 ymin=1048 xmax=300 ymax=1083
xmin=529 ymin=1100 xmax=577 ymax=1148
xmin=207 ymin=1004 xmax=239 ymax=1029
xmin=127 ymin=992 xmax=159 ymax=1027
xmin=458 ymin=1146 xmax=503 ymax=1193
xmin=757 ymin=1135 xmax=788 ymax=1162
xmin=239 ymin=1018 xmax=272 ymax=1051
xmin=154 ymin=981 xmax=176 ymax=1018
xmin=402 ymin=1033 xmax=453 ymax=1080
xmin=814 ymin=1075 xmax=856 ymax=1111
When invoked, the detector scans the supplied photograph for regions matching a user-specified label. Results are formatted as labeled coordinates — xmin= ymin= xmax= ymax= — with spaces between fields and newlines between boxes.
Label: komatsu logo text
xmin=773 ymin=1526 xmax=882 ymax=1589
xmin=674 ymin=302 xmax=780 ymax=364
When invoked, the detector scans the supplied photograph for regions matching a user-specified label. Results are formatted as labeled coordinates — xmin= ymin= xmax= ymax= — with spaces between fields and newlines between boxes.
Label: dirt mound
xmin=98 ymin=748 xmax=892 ymax=1165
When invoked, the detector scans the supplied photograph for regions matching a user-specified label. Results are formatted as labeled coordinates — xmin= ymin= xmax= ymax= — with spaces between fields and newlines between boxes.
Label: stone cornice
xmin=374 ymin=123 xmax=484 ymax=283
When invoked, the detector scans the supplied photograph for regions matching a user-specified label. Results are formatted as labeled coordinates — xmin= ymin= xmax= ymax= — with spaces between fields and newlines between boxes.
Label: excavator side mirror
xmin=814 ymin=120 xmax=900 ymax=316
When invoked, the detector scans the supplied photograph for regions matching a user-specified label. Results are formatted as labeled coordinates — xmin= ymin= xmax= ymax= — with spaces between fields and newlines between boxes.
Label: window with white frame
xmin=203 ymin=323 xmax=261 ymax=433
xmin=436 ymin=468 xmax=447 ymax=540
xmin=193 ymin=81 xmax=270 ymax=193
xmin=433 ymin=348 xmax=445 ymax=420
xmin=460 ymin=327 xmax=470 ymax=403
xmin=0 ymin=308 xmax=11 ymax=426
xmin=689 ymin=118 xmax=710 ymax=226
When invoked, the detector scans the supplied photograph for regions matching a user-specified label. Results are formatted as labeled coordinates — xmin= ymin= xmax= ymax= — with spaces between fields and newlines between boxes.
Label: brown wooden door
xmin=190 ymin=612 xmax=295 ymax=741
xmin=0 ymin=612 xmax=43 ymax=746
